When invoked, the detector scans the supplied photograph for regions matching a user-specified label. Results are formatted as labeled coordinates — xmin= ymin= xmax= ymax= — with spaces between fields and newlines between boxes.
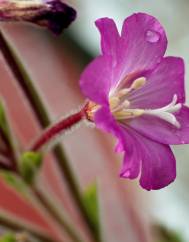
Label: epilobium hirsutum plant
xmin=79 ymin=13 xmax=189 ymax=190
xmin=31 ymin=13 xmax=189 ymax=191
xmin=0 ymin=0 xmax=76 ymax=34
xmin=0 ymin=9 xmax=187 ymax=242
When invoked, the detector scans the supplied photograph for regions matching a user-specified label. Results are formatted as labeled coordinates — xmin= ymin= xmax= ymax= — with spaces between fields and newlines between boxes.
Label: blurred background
xmin=0 ymin=0 xmax=189 ymax=241
xmin=70 ymin=0 xmax=189 ymax=241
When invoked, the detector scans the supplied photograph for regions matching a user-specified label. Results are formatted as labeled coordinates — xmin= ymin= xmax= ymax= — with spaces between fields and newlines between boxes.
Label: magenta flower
xmin=80 ymin=13 xmax=189 ymax=190
xmin=0 ymin=0 xmax=76 ymax=34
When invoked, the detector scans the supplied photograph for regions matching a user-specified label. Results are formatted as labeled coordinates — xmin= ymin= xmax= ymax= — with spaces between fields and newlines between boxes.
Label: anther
xmin=109 ymin=97 xmax=120 ymax=109
xmin=117 ymin=88 xmax=130 ymax=97
xmin=131 ymin=77 xmax=146 ymax=90
xmin=122 ymin=100 xmax=130 ymax=109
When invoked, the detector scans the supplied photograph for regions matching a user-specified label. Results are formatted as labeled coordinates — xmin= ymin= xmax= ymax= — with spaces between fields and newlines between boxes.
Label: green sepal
xmin=0 ymin=233 xmax=16 ymax=242
xmin=19 ymin=151 xmax=43 ymax=184
xmin=82 ymin=183 xmax=100 ymax=237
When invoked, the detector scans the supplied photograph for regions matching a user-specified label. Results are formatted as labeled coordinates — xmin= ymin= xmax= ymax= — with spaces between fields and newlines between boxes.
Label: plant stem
xmin=32 ymin=110 xmax=85 ymax=151
xmin=0 ymin=100 xmax=19 ymax=171
xmin=31 ymin=185 xmax=84 ymax=242
xmin=0 ymin=30 xmax=100 ymax=241
xmin=0 ymin=214 xmax=60 ymax=242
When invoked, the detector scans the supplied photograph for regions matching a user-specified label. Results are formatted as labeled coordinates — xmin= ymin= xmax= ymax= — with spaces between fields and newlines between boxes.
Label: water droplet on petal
xmin=122 ymin=170 xmax=131 ymax=178
xmin=145 ymin=30 xmax=160 ymax=43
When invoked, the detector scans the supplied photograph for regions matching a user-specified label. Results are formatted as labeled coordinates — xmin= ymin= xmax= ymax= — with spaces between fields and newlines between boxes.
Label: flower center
xmin=110 ymin=77 xmax=182 ymax=128
xmin=85 ymin=76 xmax=182 ymax=128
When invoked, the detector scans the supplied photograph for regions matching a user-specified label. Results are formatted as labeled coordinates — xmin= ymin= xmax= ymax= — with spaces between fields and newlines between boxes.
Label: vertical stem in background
xmin=31 ymin=186 xmax=83 ymax=242
xmin=0 ymin=214 xmax=61 ymax=242
xmin=0 ymin=30 xmax=100 ymax=242
xmin=0 ymin=100 xmax=20 ymax=171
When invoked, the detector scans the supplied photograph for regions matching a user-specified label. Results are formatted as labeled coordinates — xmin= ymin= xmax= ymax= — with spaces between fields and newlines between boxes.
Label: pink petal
xmin=128 ymin=106 xmax=189 ymax=145
xmin=94 ymin=105 xmax=120 ymax=135
xmin=120 ymin=127 xmax=176 ymax=190
xmin=119 ymin=13 xmax=167 ymax=80
xmin=95 ymin=107 xmax=176 ymax=190
xmin=79 ymin=55 xmax=112 ymax=104
xmin=80 ymin=13 xmax=168 ymax=100
xmin=95 ymin=18 xmax=124 ymax=90
xmin=95 ymin=18 xmax=120 ymax=58
xmin=119 ymin=130 xmax=141 ymax=179
xmin=128 ymin=57 xmax=185 ymax=109
xmin=95 ymin=107 xmax=141 ymax=180
xmin=95 ymin=107 xmax=140 ymax=179
xmin=138 ymin=134 xmax=176 ymax=190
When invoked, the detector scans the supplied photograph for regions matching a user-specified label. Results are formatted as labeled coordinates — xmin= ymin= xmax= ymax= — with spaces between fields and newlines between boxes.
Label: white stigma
xmin=144 ymin=95 xmax=182 ymax=128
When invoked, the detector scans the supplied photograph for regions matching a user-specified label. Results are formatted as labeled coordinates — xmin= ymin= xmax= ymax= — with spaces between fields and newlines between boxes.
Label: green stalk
xmin=0 ymin=29 xmax=100 ymax=242
xmin=31 ymin=185 xmax=84 ymax=242
xmin=0 ymin=213 xmax=60 ymax=242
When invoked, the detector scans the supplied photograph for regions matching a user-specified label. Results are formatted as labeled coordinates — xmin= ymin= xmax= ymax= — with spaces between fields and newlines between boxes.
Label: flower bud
xmin=0 ymin=0 xmax=76 ymax=34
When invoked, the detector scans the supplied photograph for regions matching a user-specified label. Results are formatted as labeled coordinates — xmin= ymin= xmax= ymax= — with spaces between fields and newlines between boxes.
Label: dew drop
xmin=145 ymin=30 xmax=160 ymax=43
xmin=122 ymin=170 xmax=131 ymax=178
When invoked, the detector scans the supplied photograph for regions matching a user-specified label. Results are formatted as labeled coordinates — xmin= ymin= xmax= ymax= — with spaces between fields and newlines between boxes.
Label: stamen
xmin=114 ymin=109 xmax=144 ymax=120
xmin=110 ymin=79 xmax=181 ymax=129
xmin=111 ymin=77 xmax=146 ymax=120
xmin=111 ymin=99 xmax=130 ymax=113
xmin=117 ymin=88 xmax=130 ymax=97
xmin=109 ymin=97 xmax=120 ymax=109
xmin=122 ymin=100 xmax=130 ymax=109
xmin=114 ymin=76 xmax=146 ymax=99
xmin=130 ymin=77 xmax=146 ymax=90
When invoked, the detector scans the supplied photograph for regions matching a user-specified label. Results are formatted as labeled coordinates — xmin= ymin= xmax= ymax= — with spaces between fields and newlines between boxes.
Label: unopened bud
xmin=0 ymin=0 xmax=76 ymax=34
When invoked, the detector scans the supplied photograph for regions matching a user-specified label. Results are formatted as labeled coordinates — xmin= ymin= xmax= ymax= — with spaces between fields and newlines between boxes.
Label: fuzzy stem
xmin=32 ymin=110 xmax=84 ymax=151
xmin=0 ymin=30 xmax=100 ymax=241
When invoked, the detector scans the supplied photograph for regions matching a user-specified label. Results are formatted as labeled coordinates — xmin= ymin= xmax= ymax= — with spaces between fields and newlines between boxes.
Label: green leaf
xmin=154 ymin=225 xmax=184 ymax=242
xmin=19 ymin=151 xmax=43 ymax=184
xmin=0 ymin=101 xmax=11 ymax=139
xmin=0 ymin=100 xmax=20 ymax=163
xmin=82 ymin=183 xmax=100 ymax=237
xmin=0 ymin=233 xmax=16 ymax=242
xmin=0 ymin=171 xmax=28 ymax=196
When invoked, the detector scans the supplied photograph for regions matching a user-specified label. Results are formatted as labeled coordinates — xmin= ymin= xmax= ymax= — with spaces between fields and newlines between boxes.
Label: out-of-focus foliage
xmin=19 ymin=151 xmax=42 ymax=184
xmin=154 ymin=225 xmax=183 ymax=242
xmin=0 ymin=233 xmax=16 ymax=242
xmin=71 ymin=1 xmax=189 ymax=241
xmin=0 ymin=101 xmax=9 ymax=138
xmin=0 ymin=171 xmax=28 ymax=196
xmin=83 ymin=183 xmax=99 ymax=236
xmin=0 ymin=100 xmax=19 ymax=170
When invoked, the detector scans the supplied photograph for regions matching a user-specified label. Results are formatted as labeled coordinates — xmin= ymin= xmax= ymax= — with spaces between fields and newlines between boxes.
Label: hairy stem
xmin=0 ymin=30 xmax=100 ymax=241
xmin=32 ymin=110 xmax=85 ymax=151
